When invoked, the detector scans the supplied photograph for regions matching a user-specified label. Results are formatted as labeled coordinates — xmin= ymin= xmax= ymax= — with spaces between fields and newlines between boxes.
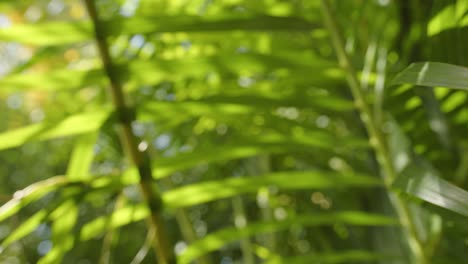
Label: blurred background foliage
xmin=0 ymin=0 xmax=467 ymax=263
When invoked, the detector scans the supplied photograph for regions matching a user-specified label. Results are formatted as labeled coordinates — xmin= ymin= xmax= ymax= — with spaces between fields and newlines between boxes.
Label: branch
xmin=83 ymin=1 xmax=175 ymax=263
xmin=320 ymin=1 xmax=428 ymax=263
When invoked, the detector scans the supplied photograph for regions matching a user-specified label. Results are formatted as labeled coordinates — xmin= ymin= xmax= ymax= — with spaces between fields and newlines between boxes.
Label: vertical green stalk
xmin=99 ymin=194 xmax=124 ymax=264
xmin=173 ymin=209 xmax=212 ymax=264
xmin=233 ymin=196 xmax=255 ymax=264
xmin=251 ymin=155 xmax=277 ymax=252
xmin=320 ymin=1 xmax=428 ymax=263
xmin=162 ymin=178 xmax=212 ymax=264
xmin=130 ymin=224 xmax=156 ymax=264
xmin=83 ymin=1 xmax=175 ymax=263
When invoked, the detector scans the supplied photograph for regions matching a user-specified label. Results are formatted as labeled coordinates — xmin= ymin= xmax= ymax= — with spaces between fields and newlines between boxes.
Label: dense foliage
xmin=0 ymin=0 xmax=468 ymax=263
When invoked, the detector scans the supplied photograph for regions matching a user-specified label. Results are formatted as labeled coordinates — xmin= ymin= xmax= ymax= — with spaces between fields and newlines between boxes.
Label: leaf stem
xmin=83 ymin=1 xmax=175 ymax=263
xmin=320 ymin=1 xmax=428 ymax=263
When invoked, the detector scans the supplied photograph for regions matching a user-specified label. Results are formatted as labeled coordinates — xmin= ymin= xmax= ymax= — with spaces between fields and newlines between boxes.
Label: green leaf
xmin=149 ymin=133 xmax=367 ymax=179
xmin=385 ymin=117 xmax=468 ymax=218
xmin=9 ymin=47 xmax=61 ymax=75
xmin=0 ymin=176 xmax=67 ymax=222
xmin=0 ymin=68 xmax=105 ymax=94
xmin=139 ymin=94 xmax=352 ymax=128
xmin=178 ymin=212 xmax=397 ymax=264
xmin=1 ymin=192 xmax=83 ymax=249
xmin=80 ymin=171 xmax=380 ymax=240
xmin=266 ymin=250 xmax=394 ymax=264
xmin=0 ymin=3 xmax=21 ymax=12
xmin=0 ymin=15 xmax=316 ymax=46
xmin=1 ymin=51 xmax=339 ymax=94
xmin=386 ymin=118 xmax=413 ymax=173
xmin=392 ymin=161 xmax=468 ymax=218
xmin=0 ymin=51 xmax=340 ymax=95
xmin=391 ymin=62 xmax=468 ymax=90
xmin=66 ymin=132 xmax=98 ymax=181
xmin=0 ymin=20 xmax=92 ymax=45
xmin=163 ymin=171 xmax=380 ymax=209
xmin=0 ymin=109 xmax=111 ymax=151
xmin=1 ymin=210 xmax=48 ymax=247
xmin=80 ymin=204 xmax=149 ymax=241
xmin=105 ymin=15 xmax=316 ymax=36
xmin=38 ymin=200 xmax=79 ymax=264
xmin=120 ymin=53 xmax=341 ymax=90
xmin=140 ymin=101 xmax=253 ymax=121
xmin=195 ymin=91 xmax=353 ymax=112
xmin=84 ymin=130 xmax=366 ymax=188
xmin=427 ymin=1 xmax=468 ymax=36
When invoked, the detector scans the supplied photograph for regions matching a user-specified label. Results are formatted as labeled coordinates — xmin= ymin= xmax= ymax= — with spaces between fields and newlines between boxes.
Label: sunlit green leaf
xmin=138 ymin=95 xmax=352 ymax=129
xmin=0 ymin=15 xmax=316 ymax=45
xmin=121 ymin=53 xmax=341 ymax=89
xmin=80 ymin=204 xmax=149 ymax=241
xmin=163 ymin=171 xmax=380 ymax=209
xmin=1 ymin=52 xmax=339 ymax=94
xmin=107 ymin=15 xmax=317 ymax=35
xmin=0 ymin=176 xmax=67 ymax=222
xmin=148 ymin=133 xmax=367 ymax=179
xmin=178 ymin=212 xmax=397 ymax=264
xmin=1 ymin=210 xmax=48 ymax=247
xmin=0 ymin=3 xmax=20 ymax=12
xmin=80 ymin=171 xmax=380 ymax=240
xmin=427 ymin=1 xmax=468 ymax=36
xmin=0 ymin=20 xmax=92 ymax=45
xmin=38 ymin=200 xmax=79 ymax=264
xmin=1 ymin=0 xmax=466 ymax=262
xmin=193 ymin=91 xmax=354 ymax=112
xmin=0 ymin=109 xmax=111 ymax=151
xmin=0 ymin=68 xmax=105 ymax=94
xmin=66 ymin=132 xmax=98 ymax=181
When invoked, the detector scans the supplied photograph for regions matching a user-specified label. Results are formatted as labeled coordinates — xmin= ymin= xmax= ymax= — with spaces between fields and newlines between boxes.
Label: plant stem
xmin=99 ymin=195 xmax=124 ymax=264
xmin=320 ymin=1 xmax=428 ymax=263
xmin=162 ymin=178 xmax=212 ymax=264
xmin=83 ymin=1 xmax=175 ymax=263
xmin=256 ymin=156 xmax=277 ymax=252
xmin=233 ymin=196 xmax=255 ymax=264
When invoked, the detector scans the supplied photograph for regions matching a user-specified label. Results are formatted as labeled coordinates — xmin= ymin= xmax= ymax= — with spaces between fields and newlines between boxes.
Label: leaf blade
xmin=163 ymin=171 xmax=380 ymax=209
xmin=392 ymin=162 xmax=468 ymax=218
xmin=66 ymin=132 xmax=98 ymax=181
xmin=0 ymin=109 xmax=111 ymax=151
xmin=178 ymin=212 xmax=397 ymax=264
xmin=266 ymin=250 xmax=396 ymax=264
xmin=0 ymin=15 xmax=316 ymax=46
xmin=391 ymin=62 xmax=468 ymax=90
xmin=0 ymin=176 xmax=67 ymax=222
